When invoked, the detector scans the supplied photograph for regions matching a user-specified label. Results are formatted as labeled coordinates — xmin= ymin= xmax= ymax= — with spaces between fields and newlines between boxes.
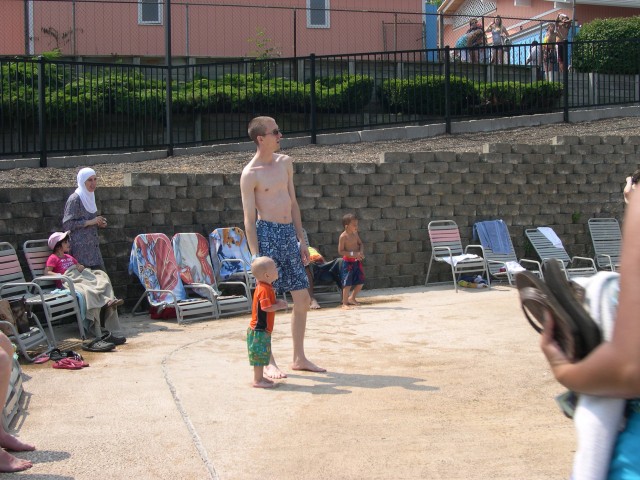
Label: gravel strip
xmin=2 ymin=116 xmax=639 ymax=188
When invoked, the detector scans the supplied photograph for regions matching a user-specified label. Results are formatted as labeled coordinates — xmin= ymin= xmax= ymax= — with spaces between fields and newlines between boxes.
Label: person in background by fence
xmin=555 ymin=13 xmax=572 ymax=73
xmin=543 ymin=23 xmax=558 ymax=79
xmin=454 ymin=28 xmax=485 ymax=63
xmin=486 ymin=15 xmax=510 ymax=65
xmin=0 ymin=332 xmax=35 ymax=472
xmin=526 ymin=40 xmax=544 ymax=81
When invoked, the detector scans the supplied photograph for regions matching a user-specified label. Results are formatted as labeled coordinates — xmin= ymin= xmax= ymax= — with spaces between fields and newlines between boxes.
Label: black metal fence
xmin=1 ymin=39 xmax=639 ymax=163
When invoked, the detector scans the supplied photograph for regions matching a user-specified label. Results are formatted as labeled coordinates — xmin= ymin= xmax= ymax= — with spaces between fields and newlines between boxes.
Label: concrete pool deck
xmin=8 ymin=284 xmax=574 ymax=480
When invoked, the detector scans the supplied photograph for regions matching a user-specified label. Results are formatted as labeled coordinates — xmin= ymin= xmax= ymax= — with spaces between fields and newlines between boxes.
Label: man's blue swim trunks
xmin=257 ymin=220 xmax=309 ymax=294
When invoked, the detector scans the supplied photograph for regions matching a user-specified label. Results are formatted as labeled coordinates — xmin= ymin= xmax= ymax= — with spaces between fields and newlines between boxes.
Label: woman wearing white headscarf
xmin=62 ymin=167 xmax=108 ymax=270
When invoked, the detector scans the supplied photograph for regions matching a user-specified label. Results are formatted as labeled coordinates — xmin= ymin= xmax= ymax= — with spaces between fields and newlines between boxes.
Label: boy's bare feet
xmin=0 ymin=432 xmax=35 ymax=452
xmin=0 ymin=449 xmax=32 ymax=473
xmin=310 ymin=298 xmax=321 ymax=309
xmin=265 ymin=363 xmax=287 ymax=379
xmin=253 ymin=377 xmax=276 ymax=389
xmin=291 ymin=358 xmax=326 ymax=373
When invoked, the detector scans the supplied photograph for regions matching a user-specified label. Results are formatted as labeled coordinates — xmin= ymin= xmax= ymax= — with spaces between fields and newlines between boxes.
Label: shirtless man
xmin=240 ymin=116 xmax=325 ymax=378
xmin=0 ymin=333 xmax=35 ymax=472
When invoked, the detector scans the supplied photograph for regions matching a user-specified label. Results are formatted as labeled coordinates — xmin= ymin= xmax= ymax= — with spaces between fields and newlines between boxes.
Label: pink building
xmin=437 ymin=0 xmax=640 ymax=48
xmin=2 ymin=0 xmax=426 ymax=58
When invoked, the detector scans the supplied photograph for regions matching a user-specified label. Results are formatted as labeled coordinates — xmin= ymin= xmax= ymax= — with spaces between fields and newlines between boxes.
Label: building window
xmin=138 ymin=0 xmax=162 ymax=25
xmin=307 ymin=0 xmax=330 ymax=29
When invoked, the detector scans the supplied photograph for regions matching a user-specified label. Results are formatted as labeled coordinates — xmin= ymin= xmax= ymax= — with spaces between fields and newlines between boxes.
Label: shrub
xmin=520 ymin=81 xmax=563 ymax=110
xmin=572 ymin=17 xmax=640 ymax=74
xmin=378 ymin=75 xmax=478 ymax=115
xmin=314 ymin=74 xmax=374 ymax=112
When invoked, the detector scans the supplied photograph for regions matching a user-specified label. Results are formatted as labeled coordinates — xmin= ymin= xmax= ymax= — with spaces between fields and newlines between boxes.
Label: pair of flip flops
xmin=51 ymin=351 xmax=89 ymax=370
xmin=52 ymin=357 xmax=89 ymax=369
xmin=515 ymin=259 xmax=602 ymax=360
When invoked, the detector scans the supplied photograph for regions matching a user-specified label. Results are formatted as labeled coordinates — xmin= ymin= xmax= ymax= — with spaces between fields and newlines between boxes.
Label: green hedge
xmin=573 ymin=17 xmax=640 ymax=74
xmin=378 ymin=76 xmax=562 ymax=115
xmin=378 ymin=75 xmax=478 ymax=115
xmin=1 ymin=65 xmax=374 ymax=123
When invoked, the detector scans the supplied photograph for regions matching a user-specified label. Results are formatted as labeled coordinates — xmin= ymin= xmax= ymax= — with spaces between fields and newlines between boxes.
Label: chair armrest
xmin=569 ymin=256 xmax=597 ymax=270
xmin=595 ymin=254 xmax=614 ymax=271
xmin=465 ymin=245 xmax=485 ymax=256
xmin=33 ymin=274 xmax=78 ymax=297
xmin=0 ymin=281 xmax=46 ymax=299
xmin=519 ymin=258 xmax=542 ymax=272
xmin=432 ymin=246 xmax=453 ymax=257
xmin=218 ymin=279 xmax=252 ymax=299
xmin=184 ymin=283 xmax=218 ymax=302
xmin=145 ymin=288 xmax=178 ymax=306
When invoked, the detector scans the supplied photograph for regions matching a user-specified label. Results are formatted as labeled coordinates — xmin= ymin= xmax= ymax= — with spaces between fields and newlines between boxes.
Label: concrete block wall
xmin=0 ymin=134 xmax=638 ymax=306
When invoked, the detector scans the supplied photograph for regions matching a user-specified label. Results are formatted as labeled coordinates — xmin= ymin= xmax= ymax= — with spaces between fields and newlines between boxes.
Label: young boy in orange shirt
xmin=247 ymin=256 xmax=288 ymax=388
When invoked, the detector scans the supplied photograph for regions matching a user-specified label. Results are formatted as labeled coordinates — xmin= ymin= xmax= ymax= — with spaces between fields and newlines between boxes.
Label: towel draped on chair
xmin=473 ymin=220 xmax=512 ymax=255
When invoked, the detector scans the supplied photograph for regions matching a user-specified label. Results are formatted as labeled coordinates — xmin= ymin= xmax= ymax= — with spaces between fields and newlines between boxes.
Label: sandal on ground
xmin=82 ymin=338 xmax=116 ymax=353
xmin=32 ymin=352 xmax=50 ymax=364
xmin=52 ymin=358 xmax=83 ymax=370
xmin=515 ymin=270 xmax=580 ymax=360
xmin=100 ymin=330 xmax=126 ymax=346
xmin=541 ymin=260 xmax=602 ymax=359
xmin=48 ymin=348 xmax=65 ymax=362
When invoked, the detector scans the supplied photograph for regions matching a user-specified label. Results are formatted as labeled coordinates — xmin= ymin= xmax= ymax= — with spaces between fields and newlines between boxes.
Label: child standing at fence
xmin=247 ymin=256 xmax=288 ymax=388
xmin=338 ymin=213 xmax=365 ymax=309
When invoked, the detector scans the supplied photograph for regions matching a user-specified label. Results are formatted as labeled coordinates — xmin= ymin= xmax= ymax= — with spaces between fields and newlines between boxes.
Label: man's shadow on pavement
xmin=276 ymin=371 xmax=439 ymax=395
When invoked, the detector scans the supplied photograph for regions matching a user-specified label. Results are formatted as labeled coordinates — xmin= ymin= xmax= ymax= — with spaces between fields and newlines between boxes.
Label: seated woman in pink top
xmin=45 ymin=231 xmax=126 ymax=345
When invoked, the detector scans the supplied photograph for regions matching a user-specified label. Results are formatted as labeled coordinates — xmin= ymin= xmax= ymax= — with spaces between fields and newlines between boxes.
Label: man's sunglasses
xmin=263 ymin=129 xmax=281 ymax=136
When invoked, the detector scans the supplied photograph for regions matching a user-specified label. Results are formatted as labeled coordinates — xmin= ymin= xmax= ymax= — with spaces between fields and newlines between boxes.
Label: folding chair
xmin=588 ymin=218 xmax=622 ymax=272
xmin=2 ymin=356 xmax=24 ymax=430
xmin=525 ymin=227 xmax=597 ymax=279
xmin=472 ymin=220 xmax=541 ymax=285
xmin=172 ymin=232 xmax=251 ymax=317
xmin=0 ymin=241 xmax=84 ymax=342
xmin=0 ymin=303 xmax=54 ymax=362
xmin=208 ymin=227 xmax=256 ymax=291
xmin=129 ymin=233 xmax=218 ymax=324
xmin=425 ymin=220 xmax=490 ymax=292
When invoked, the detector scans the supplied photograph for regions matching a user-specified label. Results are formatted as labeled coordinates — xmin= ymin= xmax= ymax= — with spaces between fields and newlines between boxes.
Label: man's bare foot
xmin=341 ymin=304 xmax=353 ymax=310
xmin=0 ymin=432 xmax=35 ymax=452
xmin=253 ymin=377 xmax=276 ymax=388
xmin=348 ymin=298 xmax=361 ymax=306
xmin=291 ymin=359 xmax=326 ymax=373
xmin=0 ymin=449 xmax=32 ymax=473
xmin=310 ymin=298 xmax=321 ymax=309
xmin=264 ymin=364 xmax=287 ymax=379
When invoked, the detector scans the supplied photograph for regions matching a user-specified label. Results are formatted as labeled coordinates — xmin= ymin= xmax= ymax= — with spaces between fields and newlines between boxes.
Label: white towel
xmin=537 ymin=227 xmax=564 ymax=248
xmin=570 ymin=272 xmax=623 ymax=480
xmin=505 ymin=261 xmax=526 ymax=273
xmin=440 ymin=253 xmax=479 ymax=267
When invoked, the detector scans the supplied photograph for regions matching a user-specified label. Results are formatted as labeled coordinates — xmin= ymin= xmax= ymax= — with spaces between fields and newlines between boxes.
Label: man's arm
xmin=240 ymin=168 xmax=259 ymax=256
xmin=285 ymin=157 xmax=310 ymax=264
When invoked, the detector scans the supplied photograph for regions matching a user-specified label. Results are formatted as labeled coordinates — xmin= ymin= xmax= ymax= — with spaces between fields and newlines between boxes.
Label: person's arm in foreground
xmin=240 ymin=169 xmax=259 ymax=257
xmin=285 ymin=158 xmax=310 ymax=265
xmin=541 ymin=189 xmax=640 ymax=397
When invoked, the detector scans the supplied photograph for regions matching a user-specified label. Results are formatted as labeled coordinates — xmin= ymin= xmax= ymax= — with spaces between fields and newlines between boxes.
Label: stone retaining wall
xmin=1 ymin=134 xmax=638 ymax=306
